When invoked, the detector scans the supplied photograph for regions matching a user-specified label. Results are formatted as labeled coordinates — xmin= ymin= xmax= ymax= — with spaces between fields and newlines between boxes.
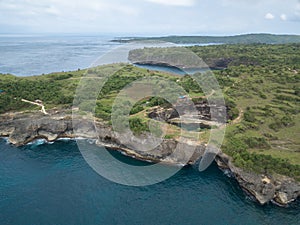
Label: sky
xmin=0 ymin=0 xmax=299 ymax=35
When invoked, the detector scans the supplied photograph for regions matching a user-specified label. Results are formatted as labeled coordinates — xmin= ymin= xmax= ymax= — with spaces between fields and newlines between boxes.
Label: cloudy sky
xmin=0 ymin=0 xmax=299 ymax=35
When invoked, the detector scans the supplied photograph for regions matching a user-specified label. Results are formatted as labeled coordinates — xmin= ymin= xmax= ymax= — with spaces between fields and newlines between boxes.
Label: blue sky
xmin=0 ymin=0 xmax=299 ymax=35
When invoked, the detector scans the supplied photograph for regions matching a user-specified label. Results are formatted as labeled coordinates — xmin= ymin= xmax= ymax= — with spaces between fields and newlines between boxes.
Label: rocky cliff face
xmin=0 ymin=111 xmax=205 ymax=165
xmin=0 ymin=112 xmax=75 ymax=145
xmin=0 ymin=111 xmax=299 ymax=206
xmin=216 ymin=153 xmax=300 ymax=206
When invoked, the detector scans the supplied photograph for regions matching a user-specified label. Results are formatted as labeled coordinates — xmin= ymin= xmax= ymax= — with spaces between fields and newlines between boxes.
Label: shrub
xmin=269 ymin=115 xmax=295 ymax=131
xmin=243 ymin=136 xmax=270 ymax=149
xmin=130 ymin=105 xmax=144 ymax=115
xmin=244 ymin=110 xmax=256 ymax=123
xmin=129 ymin=117 xmax=149 ymax=134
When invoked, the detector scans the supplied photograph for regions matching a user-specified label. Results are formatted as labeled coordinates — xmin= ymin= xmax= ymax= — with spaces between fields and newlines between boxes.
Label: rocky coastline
xmin=0 ymin=110 xmax=299 ymax=206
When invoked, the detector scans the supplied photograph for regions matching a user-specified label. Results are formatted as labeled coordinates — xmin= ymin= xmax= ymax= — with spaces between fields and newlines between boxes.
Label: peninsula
xmin=0 ymin=43 xmax=299 ymax=206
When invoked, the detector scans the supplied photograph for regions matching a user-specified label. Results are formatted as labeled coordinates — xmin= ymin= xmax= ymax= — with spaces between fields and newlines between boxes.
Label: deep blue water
xmin=0 ymin=139 xmax=299 ymax=225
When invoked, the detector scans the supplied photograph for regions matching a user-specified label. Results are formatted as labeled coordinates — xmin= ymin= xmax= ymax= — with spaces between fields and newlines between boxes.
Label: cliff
xmin=0 ymin=111 xmax=205 ymax=165
xmin=0 ymin=110 xmax=299 ymax=206
xmin=216 ymin=153 xmax=300 ymax=206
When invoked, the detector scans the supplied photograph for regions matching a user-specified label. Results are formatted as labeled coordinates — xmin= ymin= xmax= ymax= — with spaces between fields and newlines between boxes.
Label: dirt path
xmin=206 ymin=89 xmax=215 ymax=98
xmin=195 ymin=89 xmax=216 ymax=99
xmin=21 ymin=99 xmax=48 ymax=115
xmin=231 ymin=108 xmax=243 ymax=124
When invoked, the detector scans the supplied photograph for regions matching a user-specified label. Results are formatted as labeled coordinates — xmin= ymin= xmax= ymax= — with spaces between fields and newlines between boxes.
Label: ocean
xmin=0 ymin=35 xmax=299 ymax=225
xmin=0 ymin=35 xmax=120 ymax=76
xmin=0 ymin=139 xmax=299 ymax=225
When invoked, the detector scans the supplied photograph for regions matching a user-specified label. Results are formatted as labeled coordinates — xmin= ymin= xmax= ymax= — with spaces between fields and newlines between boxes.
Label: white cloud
xmin=280 ymin=14 xmax=287 ymax=21
xmin=265 ymin=13 xmax=275 ymax=19
xmin=0 ymin=0 xmax=299 ymax=34
xmin=146 ymin=0 xmax=195 ymax=6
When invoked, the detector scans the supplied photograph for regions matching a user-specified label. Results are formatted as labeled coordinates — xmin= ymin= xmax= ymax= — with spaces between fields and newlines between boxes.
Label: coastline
xmin=1 ymin=110 xmax=299 ymax=207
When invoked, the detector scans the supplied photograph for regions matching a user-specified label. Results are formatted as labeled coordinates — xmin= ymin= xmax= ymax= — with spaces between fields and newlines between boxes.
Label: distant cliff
xmin=112 ymin=33 xmax=300 ymax=44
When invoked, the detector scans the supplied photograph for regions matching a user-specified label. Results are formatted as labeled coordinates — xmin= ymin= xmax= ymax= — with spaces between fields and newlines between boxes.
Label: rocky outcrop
xmin=216 ymin=153 xmax=300 ymax=206
xmin=0 ymin=112 xmax=74 ymax=145
xmin=148 ymin=101 xmax=229 ymax=133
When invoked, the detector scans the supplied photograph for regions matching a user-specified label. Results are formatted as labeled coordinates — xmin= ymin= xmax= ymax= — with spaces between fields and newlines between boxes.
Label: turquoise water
xmin=0 ymin=139 xmax=299 ymax=225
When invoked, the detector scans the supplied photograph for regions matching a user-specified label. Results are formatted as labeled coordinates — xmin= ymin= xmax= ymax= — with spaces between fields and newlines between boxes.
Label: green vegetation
xmin=0 ymin=43 xmax=299 ymax=180
xmin=188 ymin=44 xmax=300 ymax=68
xmin=224 ymin=137 xmax=300 ymax=180
xmin=129 ymin=117 xmax=149 ymax=134
xmin=198 ymin=46 xmax=300 ymax=180
xmin=129 ymin=43 xmax=300 ymax=180
xmin=113 ymin=33 xmax=300 ymax=44
xmin=129 ymin=44 xmax=300 ymax=69
xmin=0 ymin=71 xmax=83 ymax=113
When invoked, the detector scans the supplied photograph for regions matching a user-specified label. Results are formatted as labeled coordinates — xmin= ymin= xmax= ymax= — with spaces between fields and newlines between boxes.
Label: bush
xmin=148 ymin=97 xmax=169 ymax=107
xmin=227 ymin=107 xmax=239 ymax=120
xmin=269 ymin=115 xmax=295 ymax=131
xmin=243 ymin=136 xmax=270 ymax=149
xmin=129 ymin=117 xmax=149 ymax=134
xmin=130 ymin=105 xmax=144 ymax=115
xmin=164 ymin=134 xmax=175 ymax=139
xmin=259 ymin=92 xmax=267 ymax=99
xmin=244 ymin=110 xmax=256 ymax=123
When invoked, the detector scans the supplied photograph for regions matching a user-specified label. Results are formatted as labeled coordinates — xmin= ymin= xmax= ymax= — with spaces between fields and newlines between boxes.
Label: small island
xmin=0 ymin=43 xmax=299 ymax=206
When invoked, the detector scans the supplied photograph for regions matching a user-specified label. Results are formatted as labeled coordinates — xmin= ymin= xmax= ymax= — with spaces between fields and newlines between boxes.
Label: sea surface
xmin=0 ymin=139 xmax=299 ymax=225
xmin=0 ymin=34 xmax=210 ymax=76
xmin=0 ymin=35 xmax=121 ymax=76
xmin=0 ymin=35 xmax=299 ymax=225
